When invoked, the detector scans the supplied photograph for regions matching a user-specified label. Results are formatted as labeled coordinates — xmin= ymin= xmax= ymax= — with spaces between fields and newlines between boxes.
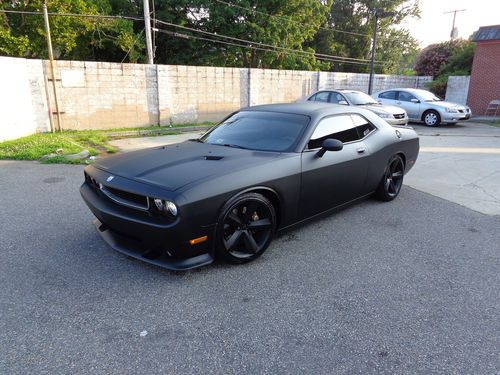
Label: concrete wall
xmin=445 ymin=76 xmax=471 ymax=105
xmin=0 ymin=56 xmax=433 ymax=139
xmin=0 ymin=57 xmax=50 ymax=142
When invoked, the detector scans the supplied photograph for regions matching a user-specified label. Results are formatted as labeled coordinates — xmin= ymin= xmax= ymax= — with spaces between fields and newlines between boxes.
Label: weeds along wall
xmin=0 ymin=56 xmax=433 ymax=141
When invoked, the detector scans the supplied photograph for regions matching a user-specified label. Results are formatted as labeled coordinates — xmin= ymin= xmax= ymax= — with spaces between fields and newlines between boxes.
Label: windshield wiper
xmin=189 ymin=138 xmax=204 ymax=143
xmin=222 ymin=143 xmax=249 ymax=149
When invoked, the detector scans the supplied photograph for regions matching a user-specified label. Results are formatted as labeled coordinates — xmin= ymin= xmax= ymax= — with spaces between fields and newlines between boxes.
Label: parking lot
xmin=1 ymin=122 xmax=499 ymax=374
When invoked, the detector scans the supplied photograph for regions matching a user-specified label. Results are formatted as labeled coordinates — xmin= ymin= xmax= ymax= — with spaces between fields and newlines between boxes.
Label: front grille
xmin=85 ymin=172 xmax=149 ymax=211
xmin=105 ymin=186 xmax=148 ymax=208
xmin=100 ymin=185 xmax=149 ymax=211
xmin=394 ymin=113 xmax=406 ymax=119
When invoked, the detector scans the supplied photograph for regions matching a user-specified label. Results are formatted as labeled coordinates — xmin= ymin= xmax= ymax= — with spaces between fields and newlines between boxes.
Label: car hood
xmin=93 ymin=141 xmax=283 ymax=192
xmin=360 ymin=103 xmax=406 ymax=115
xmin=424 ymin=100 xmax=467 ymax=109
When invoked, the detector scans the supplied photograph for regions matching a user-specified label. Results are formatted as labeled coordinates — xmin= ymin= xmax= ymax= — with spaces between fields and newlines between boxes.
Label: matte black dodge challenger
xmin=80 ymin=103 xmax=419 ymax=270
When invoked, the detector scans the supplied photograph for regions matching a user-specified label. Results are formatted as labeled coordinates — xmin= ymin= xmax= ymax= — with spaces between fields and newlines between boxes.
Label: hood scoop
xmin=204 ymin=155 xmax=224 ymax=161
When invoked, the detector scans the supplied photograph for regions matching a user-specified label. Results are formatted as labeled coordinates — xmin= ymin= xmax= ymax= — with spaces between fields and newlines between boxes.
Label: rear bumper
xmin=80 ymin=183 xmax=215 ymax=271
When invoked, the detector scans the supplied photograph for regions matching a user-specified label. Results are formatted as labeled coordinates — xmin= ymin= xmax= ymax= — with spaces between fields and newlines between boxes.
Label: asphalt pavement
xmin=0 ymin=160 xmax=498 ymax=374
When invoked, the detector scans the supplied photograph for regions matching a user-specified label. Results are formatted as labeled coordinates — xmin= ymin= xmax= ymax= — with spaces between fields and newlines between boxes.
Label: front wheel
xmin=423 ymin=110 xmax=441 ymax=126
xmin=216 ymin=193 xmax=276 ymax=264
xmin=375 ymin=155 xmax=405 ymax=201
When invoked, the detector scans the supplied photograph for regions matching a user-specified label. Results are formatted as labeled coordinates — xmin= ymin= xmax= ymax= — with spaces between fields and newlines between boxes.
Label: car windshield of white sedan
xmin=199 ymin=111 xmax=310 ymax=152
xmin=418 ymin=91 xmax=442 ymax=102
xmin=344 ymin=91 xmax=378 ymax=105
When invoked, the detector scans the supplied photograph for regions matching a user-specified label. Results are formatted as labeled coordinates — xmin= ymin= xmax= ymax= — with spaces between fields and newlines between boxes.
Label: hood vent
xmin=204 ymin=155 xmax=224 ymax=160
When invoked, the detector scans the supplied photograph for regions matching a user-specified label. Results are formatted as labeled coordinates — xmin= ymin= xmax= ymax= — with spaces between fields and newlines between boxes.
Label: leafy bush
xmin=415 ymin=39 xmax=475 ymax=96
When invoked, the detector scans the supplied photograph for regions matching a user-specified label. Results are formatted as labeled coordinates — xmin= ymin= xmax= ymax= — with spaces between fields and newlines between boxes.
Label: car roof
xmin=312 ymin=89 xmax=363 ymax=94
xmin=242 ymin=102 xmax=364 ymax=117
xmin=377 ymin=88 xmax=425 ymax=94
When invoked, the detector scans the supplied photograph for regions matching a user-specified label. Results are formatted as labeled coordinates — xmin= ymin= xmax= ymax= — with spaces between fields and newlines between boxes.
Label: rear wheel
xmin=375 ymin=155 xmax=405 ymax=201
xmin=216 ymin=193 xmax=276 ymax=264
xmin=423 ymin=110 xmax=441 ymax=126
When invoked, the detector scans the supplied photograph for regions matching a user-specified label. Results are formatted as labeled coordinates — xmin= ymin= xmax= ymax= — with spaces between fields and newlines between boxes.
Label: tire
xmin=375 ymin=155 xmax=405 ymax=201
xmin=422 ymin=110 xmax=441 ymax=126
xmin=216 ymin=193 xmax=276 ymax=264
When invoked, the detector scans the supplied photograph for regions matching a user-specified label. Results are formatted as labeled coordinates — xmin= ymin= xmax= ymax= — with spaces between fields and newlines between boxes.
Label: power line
xmin=0 ymin=9 xmax=142 ymax=21
xmin=153 ymin=27 xmax=384 ymax=66
xmin=153 ymin=17 xmax=385 ymax=64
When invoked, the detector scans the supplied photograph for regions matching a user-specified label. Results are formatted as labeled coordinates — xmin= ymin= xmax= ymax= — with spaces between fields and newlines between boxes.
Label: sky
xmin=401 ymin=0 xmax=500 ymax=47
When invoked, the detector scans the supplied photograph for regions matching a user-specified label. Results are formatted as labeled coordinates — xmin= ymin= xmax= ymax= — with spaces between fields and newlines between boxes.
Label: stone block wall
xmin=0 ymin=57 xmax=50 ymax=141
xmin=0 ymin=56 xmax=433 ymax=140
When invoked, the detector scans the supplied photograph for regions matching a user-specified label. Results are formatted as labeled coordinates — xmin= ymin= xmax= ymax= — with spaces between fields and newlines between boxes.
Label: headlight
xmin=375 ymin=111 xmax=392 ymax=119
xmin=445 ymin=107 xmax=458 ymax=113
xmin=153 ymin=198 xmax=178 ymax=216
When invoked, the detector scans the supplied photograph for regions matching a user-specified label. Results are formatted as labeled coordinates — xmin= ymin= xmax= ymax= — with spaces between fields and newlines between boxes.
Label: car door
xmin=376 ymin=90 xmax=397 ymax=105
xmin=396 ymin=91 xmax=420 ymax=119
xmin=300 ymin=114 xmax=371 ymax=219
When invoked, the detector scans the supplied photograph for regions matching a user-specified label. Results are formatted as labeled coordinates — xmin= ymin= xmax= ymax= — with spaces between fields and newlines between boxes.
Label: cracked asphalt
xmin=0 ymin=160 xmax=499 ymax=374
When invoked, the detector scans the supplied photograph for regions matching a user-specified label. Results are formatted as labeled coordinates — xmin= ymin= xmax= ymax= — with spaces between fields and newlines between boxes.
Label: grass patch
xmin=0 ymin=122 xmax=214 ymax=164
xmin=0 ymin=132 xmax=102 ymax=163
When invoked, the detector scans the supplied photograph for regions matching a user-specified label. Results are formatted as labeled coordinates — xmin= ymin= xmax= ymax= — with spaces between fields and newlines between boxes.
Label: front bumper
xmin=441 ymin=112 xmax=471 ymax=123
xmin=80 ymin=183 xmax=215 ymax=271
xmin=386 ymin=116 xmax=409 ymax=126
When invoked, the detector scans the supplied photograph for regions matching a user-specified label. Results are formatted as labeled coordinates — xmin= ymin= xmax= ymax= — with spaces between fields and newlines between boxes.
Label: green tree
xmin=147 ymin=0 xmax=332 ymax=69
xmin=0 ymin=0 xmax=144 ymax=62
xmin=308 ymin=0 xmax=420 ymax=73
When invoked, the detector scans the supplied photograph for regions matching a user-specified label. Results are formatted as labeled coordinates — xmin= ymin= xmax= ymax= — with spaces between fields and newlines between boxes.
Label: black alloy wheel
xmin=375 ymin=155 xmax=405 ymax=201
xmin=217 ymin=193 xmax=276 ymax=263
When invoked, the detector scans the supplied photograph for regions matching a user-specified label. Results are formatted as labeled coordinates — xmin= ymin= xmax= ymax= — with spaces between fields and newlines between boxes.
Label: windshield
xmin=343 ymin=91 xmax=378 ymax=105
xmin=199 ymin=111 xmax=310 ymax=152
xmin=418 ymin=91 xmax=442 ymax=102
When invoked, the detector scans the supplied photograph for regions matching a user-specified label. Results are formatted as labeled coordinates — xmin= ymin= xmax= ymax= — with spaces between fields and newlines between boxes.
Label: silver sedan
xmin=303 ymin=90 xmax=409 ymax=126
xmin=373 ymin=88 xmax=471 ymax=126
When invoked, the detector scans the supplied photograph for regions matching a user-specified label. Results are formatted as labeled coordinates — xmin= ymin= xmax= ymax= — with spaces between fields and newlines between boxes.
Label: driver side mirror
xmin=410 ymin=98 xmax=420 ymax=103
xmin=317 ymin=138 xmax=343 ymax=157
xmin=338 ymin=100 xmax=348 ymax=105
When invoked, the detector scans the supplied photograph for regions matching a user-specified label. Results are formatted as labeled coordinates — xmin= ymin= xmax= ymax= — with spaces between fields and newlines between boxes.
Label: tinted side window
xmin=308 ymin=115 xmax=359 ymax=149
xmin=351 ymin=114 xmax=376 ymax=138
xmin=309 ymin=91 xmax=330 ymax=102
xmin=398 ymin=91 xmax=417 ymax=102
xmin=379 ymin=91 xmax=396 ymax=100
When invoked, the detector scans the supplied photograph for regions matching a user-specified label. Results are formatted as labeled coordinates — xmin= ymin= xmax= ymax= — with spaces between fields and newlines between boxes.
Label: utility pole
xmin=444 ymin=9 xmax=466 ymax=39
xmin=368 ymin=9 xmax=395 ymax=95
xmin=42 ymin=0 xmax=62 ymax=132
xmin=143 ymin=0 xmax=154 ymax=64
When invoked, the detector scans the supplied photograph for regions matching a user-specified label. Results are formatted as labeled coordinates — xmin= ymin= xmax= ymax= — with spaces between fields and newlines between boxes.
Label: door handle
xmin=396 ymin=101 xmax=402 ymax=105
xmin=356 ymin=147 xmax=366 ymax=154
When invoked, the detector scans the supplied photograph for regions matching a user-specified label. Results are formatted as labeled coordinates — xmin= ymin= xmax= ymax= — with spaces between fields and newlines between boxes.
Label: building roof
xmin=472 ymin=25 xmax=500 ymax=42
